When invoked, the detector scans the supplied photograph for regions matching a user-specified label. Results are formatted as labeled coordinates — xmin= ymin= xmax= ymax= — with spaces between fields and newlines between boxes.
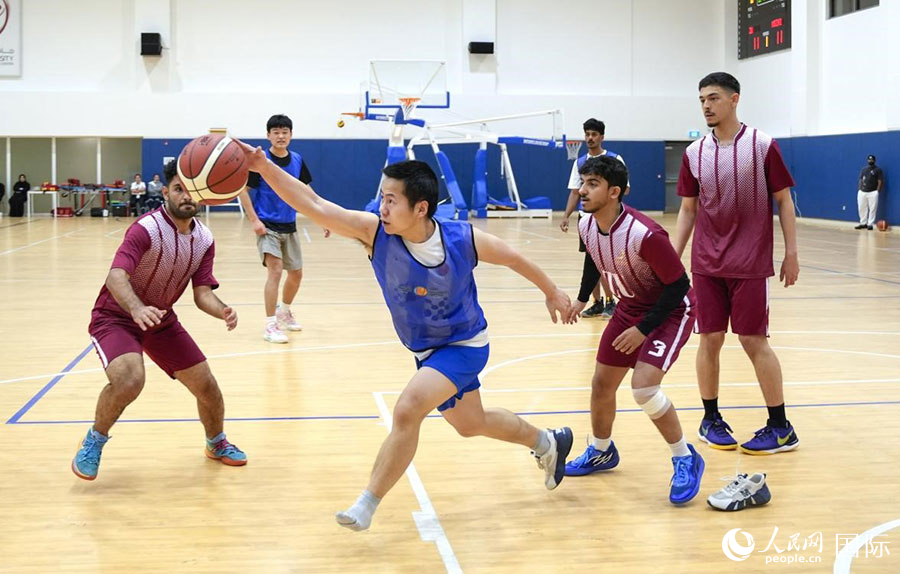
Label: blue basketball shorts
xmin=414 ymin=344 xmax=490 ymax=412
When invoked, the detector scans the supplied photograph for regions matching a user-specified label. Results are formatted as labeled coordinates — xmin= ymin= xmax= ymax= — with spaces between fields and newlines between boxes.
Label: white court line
xmin=478 ymin=344 xmax=900 ymax=382
xmin=372 ymin=392 xmax=461 ymax=574
xmin=103 ymin=227 xmax=124 ymax=237
xmin=519 ymin=229 xmax=560 ymax=241
xmin=0 ymin=230 xmax=81 ymax=256
xmin=833 ymin=518 xmax=900 ymax=573
xmin=302 ymin=227 xmax=312 ymax=243
xmin=5 ymin=330 xmax=900 ymax=387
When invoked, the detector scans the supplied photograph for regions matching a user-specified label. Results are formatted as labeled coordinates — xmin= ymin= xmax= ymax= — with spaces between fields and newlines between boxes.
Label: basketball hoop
xmin=565 ymin=140 xmax=583 ymax=161
xmin=398 ymin=97 xmax=421 ymax=121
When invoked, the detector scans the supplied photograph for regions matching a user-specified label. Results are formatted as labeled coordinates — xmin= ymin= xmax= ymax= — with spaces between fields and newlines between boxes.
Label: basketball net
xmin=565 ymin=140 xmax=583 ymax=161
xmin=398 ymin=97 xmax=421 ymax=121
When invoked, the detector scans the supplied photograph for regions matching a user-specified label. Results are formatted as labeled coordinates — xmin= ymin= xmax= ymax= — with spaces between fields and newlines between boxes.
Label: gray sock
xmin=336 ymin=490 xmax=381 ymax=531
xmin=532 ymin=430 xmax=551 ymax=456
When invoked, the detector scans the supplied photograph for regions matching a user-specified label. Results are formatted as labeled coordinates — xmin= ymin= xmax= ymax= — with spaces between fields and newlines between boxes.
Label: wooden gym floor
xmin=1 ymin=212 xmax=898 ymax=573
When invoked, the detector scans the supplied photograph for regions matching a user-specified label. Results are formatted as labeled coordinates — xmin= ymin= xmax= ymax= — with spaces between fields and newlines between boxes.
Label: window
xmin=829 ymin=0 xmax=879 ymax=19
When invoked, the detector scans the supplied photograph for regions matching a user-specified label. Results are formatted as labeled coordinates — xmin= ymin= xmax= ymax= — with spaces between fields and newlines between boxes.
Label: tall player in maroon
xmin=72 ymin=160 xmax=247 ymax=481
xmin=674 ymin=72 xmax=800 ymax=455
xmin=564 ymin=156 xmax=704 ymax=505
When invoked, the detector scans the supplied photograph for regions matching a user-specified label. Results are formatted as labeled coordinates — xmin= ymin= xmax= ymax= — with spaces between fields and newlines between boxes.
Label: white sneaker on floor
xmin=276 ymin=306 xmax=302 ymax=331
xmin=263 ymin=322 xmax=289 ymax=344
xmin=707 ymin=472 xmax=771 ymax=511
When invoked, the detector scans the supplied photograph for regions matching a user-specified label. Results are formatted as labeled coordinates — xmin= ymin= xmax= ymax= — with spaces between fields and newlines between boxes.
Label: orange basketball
xmin=176 ymin=134 xmax=249 ymax=205
xmin=876 ymin=220 xmax=889 ymax=232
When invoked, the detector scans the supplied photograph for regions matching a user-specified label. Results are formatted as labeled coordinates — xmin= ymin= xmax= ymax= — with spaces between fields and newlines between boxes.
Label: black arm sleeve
xmin=578 ymin=252 xmax=602 ymax=303
xmin=299 ymin=160 xmax=312 ymax=185
xmin=637 ymin=272 xmax=690 ymax=336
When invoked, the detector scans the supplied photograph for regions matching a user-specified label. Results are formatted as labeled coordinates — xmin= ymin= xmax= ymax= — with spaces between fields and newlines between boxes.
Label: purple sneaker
xmin=740 ymin=420 xmax=799 ymax=455
xmin=698 ymin=415 xmax=738 ymax=450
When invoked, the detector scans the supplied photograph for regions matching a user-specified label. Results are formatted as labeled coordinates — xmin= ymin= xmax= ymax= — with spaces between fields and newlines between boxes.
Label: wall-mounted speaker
xmin=141 ymin=33 xmax=162 ymax=56
xmin=468 ymin=41 xmax=494 ymax=55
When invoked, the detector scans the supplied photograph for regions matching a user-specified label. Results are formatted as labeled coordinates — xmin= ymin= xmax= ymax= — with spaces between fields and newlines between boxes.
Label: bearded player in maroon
xmin=72 ymin=159 xmax=246 ymax=481
xmin=563 ymin=156 xmax=704 ymax=505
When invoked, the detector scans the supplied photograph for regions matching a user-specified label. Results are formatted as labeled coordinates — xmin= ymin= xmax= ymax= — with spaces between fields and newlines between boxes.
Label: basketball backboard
xmin=363 ymin=60 xmax=449 ymax=116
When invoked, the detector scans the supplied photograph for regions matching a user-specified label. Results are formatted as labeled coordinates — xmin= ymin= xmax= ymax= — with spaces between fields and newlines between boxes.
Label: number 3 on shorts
xmin=648 ymin=340 xmax=667 ymax=357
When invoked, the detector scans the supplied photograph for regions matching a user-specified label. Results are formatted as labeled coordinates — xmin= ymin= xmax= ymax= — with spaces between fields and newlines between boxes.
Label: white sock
xmin=336 ymin=490 xmax=381 ymax=531
xmin=280 ymin=302 xmax=291 ymax=312
xmin=591 ymin=435 xmax=612 ymax=451
xmin=266 ymin=315 xmax=277 ymax=326
xmin=532 ymin=430 xmax=551 ymax=456
xmin=668 ymin=436 xmax=691 ymax=458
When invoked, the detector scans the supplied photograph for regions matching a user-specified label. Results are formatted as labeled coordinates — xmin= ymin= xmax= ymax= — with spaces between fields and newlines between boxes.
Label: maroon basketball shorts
xmin=692 ymin=274 xmax=769 ymax=336
xmin=89 ymin=312 xmax=206 ymax=378
xmin=596 ymin=306 xmax=695 ymax=372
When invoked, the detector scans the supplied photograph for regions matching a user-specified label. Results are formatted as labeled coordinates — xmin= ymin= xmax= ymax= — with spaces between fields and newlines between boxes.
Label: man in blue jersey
xmin=560 ymin=119 xmax=629 ymax=319
xmin=238 ymin=114 xmax=313 ymax=343
xmin=238 ymin=142 xmax=574 ymax=531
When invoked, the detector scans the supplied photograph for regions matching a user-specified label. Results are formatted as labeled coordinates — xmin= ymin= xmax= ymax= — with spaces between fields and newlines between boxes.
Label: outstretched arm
xmin=193 ymin=285 xmax=237 ymax=331
xmin=472 ymin=227 xmax=573 ymax=324
xmin=237 ymin=141 xmax=379 ymax=248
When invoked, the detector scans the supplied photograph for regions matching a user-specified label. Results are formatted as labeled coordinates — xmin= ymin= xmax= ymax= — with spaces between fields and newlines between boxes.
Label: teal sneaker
xmin=72 ymin=427 xmax=109 ymax=481
xmin=205 ymin=435 xmax=247 ymax=466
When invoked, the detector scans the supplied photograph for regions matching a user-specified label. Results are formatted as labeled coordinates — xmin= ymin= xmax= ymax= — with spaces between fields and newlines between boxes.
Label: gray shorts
xmin=257 ymin=228 xmax=303 ymax=270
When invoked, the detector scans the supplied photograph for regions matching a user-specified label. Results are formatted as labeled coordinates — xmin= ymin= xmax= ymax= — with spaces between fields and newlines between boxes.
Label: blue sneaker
xmin=533 ymin=427 xmax=573 ymax=490
xmin=740 ymin=420 xmax=799 ymax=455
xmin=698 ymin=415 xmax=738 ymax=450
xmin=669 ymin=444 xmax=704 ymax=505
xmin=565 ymin=440 xmax=619 ymax=476
xmin=72 ymin=428 xmax=109 ymax=481
xmin=205 ymin=435 xmax=247 ymax=466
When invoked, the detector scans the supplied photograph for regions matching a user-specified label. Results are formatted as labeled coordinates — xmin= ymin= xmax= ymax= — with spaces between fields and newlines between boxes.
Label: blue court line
xmin=800 ymin=263 xmax=900 ymax=287
xmin=6 ymin=344 xmax=94 ymax=424
xmin=11 ymin=399 xmax=900 ymax=426
xmin=12 ymin=414 xmax=381 ymax=425
xmin=506 ymin=400 xmax=900 ymax=417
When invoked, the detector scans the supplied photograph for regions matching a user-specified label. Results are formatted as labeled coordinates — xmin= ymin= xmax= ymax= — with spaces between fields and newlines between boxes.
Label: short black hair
xmin=699 ymin=72 xmax=740 ymax=94
xmin=267 ymin=114 xmax=293 ymax=132
xmin=163 ymin=159 xmax=177 ymax=185
xmin=583 ymin=118 xmax=605 ymax=134
xmin=382 ymin=160 xmax=439 ymax=218
xmin=579 ymin=156 xmax=629 ymax=199
xmin=868 ymin=154 xmax=876 ymax=161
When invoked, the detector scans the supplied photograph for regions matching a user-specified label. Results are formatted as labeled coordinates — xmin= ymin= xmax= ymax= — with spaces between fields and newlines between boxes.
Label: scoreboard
xmin=738 ymin=0 xmax=791 ymax=60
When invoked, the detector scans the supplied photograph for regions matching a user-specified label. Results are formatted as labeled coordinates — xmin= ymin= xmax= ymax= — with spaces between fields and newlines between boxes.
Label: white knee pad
xmin=632 ymin=386 xmax=672 ymax=420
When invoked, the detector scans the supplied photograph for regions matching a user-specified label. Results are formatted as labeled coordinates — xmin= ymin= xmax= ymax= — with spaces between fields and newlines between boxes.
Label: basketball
xmin=176 ymin=134 xmax=249 ymax=205
xmin=876 ymin=220 xmax=889 ymax=232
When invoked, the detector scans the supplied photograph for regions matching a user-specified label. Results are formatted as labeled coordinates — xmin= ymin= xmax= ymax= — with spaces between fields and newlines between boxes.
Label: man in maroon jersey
xmin=564 ymin=155 xmax=704 ymax=505
xmin=72 ymin=159 xmax=246 ymax=481
xmin=674 ymin=72 xmax=800 ymax=455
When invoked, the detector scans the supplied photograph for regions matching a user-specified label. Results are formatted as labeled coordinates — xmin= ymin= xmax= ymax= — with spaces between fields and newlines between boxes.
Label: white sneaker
xmin=531 ymin=427 xmax=573 ymax=490
xmin=707 ymin=472 xmax=771 ymax=511
xmin=263 ymin=322 xmax=288 ymax=344
xmin=276 ymin=306 xmax=302 ymax=331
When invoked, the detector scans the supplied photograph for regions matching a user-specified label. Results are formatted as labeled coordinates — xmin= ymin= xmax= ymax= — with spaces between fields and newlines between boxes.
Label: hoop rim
xmin=341 ymin=112 xmax=365 ymax=118
xmin=564 ymin=139 xmax=584 ymax=145
xmin=397 ymin=97 xmax=422 ymax=104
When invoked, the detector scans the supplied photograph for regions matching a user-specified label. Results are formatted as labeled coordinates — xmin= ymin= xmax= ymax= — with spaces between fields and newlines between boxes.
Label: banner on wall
xmin=0 ymin=0 xmax=21 ymax=77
